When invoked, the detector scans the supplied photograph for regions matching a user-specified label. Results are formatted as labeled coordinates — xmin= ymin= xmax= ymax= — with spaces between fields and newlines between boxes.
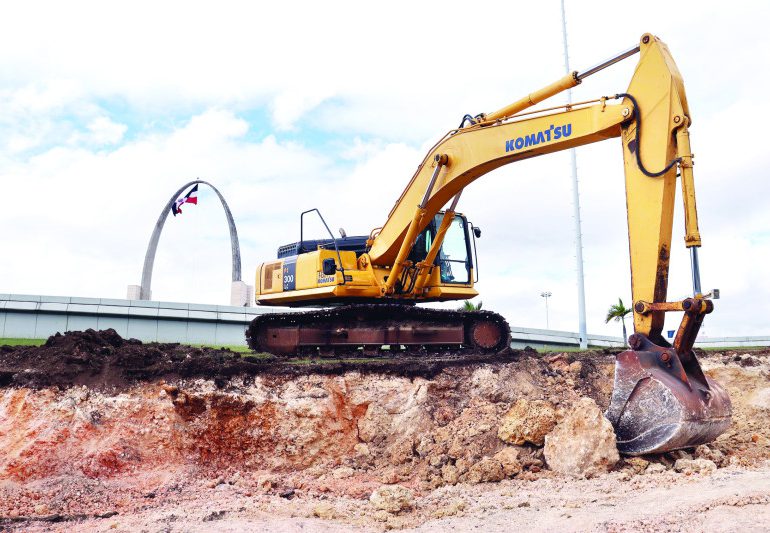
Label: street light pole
xmin=540 ymin=291 xmax=552 ymax=329
xmin=561 ymin=0 xmax=588 ymax=349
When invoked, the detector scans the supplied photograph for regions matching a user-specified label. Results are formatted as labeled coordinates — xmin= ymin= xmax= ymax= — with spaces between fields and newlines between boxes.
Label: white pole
xmin=560 ymin=0 xmax=588 ymax=349
xmin=541 ymin=291 xmax=552 ymax=329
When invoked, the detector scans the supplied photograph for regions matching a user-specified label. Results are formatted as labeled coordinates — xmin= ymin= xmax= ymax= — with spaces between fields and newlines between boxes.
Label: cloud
xmin=1 ymin=0 xmax=768 ymax=340
xmin=69 ymin=117 xmax=128 ymax=146
xmin=270 ymin=89 xmax=334 ymax=131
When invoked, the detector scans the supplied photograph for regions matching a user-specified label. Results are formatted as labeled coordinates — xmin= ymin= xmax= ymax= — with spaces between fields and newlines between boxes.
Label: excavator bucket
xmin=605 ymin=334 xmax=731 ymax=455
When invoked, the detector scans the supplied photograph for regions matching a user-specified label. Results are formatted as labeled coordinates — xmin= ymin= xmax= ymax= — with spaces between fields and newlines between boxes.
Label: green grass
xmin=533 ymin=346 xmax=618 ymax=353
xmin=0 ymin=338 xmax=45 ymax=346
xmin=192 ymin=343 xmax=253 ymax=353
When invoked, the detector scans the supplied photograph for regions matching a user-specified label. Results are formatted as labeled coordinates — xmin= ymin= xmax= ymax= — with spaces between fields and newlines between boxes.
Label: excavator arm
xmin=368 ymin=34 xmax=703 ymax=343
xmin=250 ymin=33 xmax=731 ymax=454
xmin=364 ymin=33 xmax=731 ymax=454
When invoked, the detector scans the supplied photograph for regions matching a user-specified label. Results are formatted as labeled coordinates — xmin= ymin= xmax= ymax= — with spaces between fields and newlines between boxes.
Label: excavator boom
xmin=249 ymin=33 xmax=731 ymax=455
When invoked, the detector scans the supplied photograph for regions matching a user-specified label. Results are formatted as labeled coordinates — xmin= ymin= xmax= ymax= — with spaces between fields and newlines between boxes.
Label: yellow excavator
xmin=247 ymin=33 xmax=731 ymax=455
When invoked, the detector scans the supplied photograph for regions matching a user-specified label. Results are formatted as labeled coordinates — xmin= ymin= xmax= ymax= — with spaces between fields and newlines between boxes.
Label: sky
xmin=1 ymin=0 xmax=768 ymax=339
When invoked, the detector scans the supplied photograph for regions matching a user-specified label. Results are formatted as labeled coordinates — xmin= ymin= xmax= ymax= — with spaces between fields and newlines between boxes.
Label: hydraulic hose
xmin=616 ymin=92 xmax=682 ymax=177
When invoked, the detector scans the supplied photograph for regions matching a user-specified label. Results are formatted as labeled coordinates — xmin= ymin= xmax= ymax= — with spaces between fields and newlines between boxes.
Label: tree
xmin=459 ymin=300 xmax=483 ymax=311
xmin=605 ymin=298 xmax=632 ymax=346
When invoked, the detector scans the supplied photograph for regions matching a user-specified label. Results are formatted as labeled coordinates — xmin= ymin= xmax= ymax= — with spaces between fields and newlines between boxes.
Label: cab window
xmin=436 ymin=214 xmax=470 ymax=284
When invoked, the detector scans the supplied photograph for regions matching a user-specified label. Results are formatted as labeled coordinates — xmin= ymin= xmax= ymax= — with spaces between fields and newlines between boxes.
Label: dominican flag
xmin=171 ymin=184 xmax=199 ymax=216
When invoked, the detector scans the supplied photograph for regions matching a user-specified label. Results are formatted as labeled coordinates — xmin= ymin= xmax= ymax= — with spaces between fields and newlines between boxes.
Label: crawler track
xmin=246 ymin=304 xmax=512 ymax=357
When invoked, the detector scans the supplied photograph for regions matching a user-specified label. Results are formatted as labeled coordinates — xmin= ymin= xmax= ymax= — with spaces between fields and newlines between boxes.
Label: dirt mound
xmin=0 ymin=329 xmax=251 ymax=389
xmin=0 ymin=329 xmax=593 ymax=391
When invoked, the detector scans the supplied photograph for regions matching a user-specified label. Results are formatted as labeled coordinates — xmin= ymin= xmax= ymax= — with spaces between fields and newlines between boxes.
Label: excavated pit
xmin=1 ymin=329 xmax=769 ymax=531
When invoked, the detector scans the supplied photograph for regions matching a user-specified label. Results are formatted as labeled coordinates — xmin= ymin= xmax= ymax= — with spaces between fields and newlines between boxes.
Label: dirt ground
xmin=1 ymin=329 xmax=769 ymax=532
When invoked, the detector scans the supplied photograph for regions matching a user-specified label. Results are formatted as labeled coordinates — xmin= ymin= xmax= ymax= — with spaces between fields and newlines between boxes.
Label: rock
xmin=203 ymin=510 xmax=226 ymax=521
xmin=645 ymin=463 xmax=667 ymax=474
xmin=625 ymin=457 xmax=650 ymax=474
xmin=354 ymin=443 xmax=371 ymax=457
xmin=256 ymin=475 xmax=275 ymax=492
xmin=34 ymin=504 xmax=49 ymax=515
xmin=432 ymin=499 xmax=466 ymax=518
xmin=464 ymin=456 xmax=505 ymax=484
xmin=358 ymin=404 xmax=391 ymax=443
xmin=543 ymin=397 xmax=619 ymax=478
xmin=390 ymin=437 xmax=415 ymax=465
xmin=380 ymin=470 xmax=400 ymax=484
xmin=493 ymin=447 xmax=522 ymax=477
xmin=568 ymin=361 xmax=583 ymax=374
xmin=206 ymin=476 xmax=225 ymax=489
xmin=415 ymin=435 xmax=435 ymax=457
xmin=520 ymin=455 xmax=543 ymax=470
xmin=498 ymin=399 xmax=557 ymax=446
xmin=546 ymin=354 xmax=571 ymax=373
xmin=695 ymin=444 xmax=726 ymax=467
xmin=433 ymin=406 xmax=455 ymax=426
xmin=369 ymin=485 xmax=414 ymax=513
xmin=454 ymin=458 xmax=471 ymax=475
xmin=739 ymin=356 xmax=759 ymax=367
xmin=332 ymin=466 xmax=355 ymax=479
xmin=669 ymin=450 xmax=693 ymax=461
xmin=441 ymin=463 xmax=459 ymax=485
xmin=313 ymin=503 xmax=336 ymax=519
xmin=429 ymin=454 xmax=446 ymax=468
xmin=674 ymin=458 xmax=717 ymax=475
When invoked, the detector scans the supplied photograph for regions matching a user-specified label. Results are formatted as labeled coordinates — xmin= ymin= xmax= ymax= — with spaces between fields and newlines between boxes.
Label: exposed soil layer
xmin=1 ymin=330 xmax=769 ymax=532
xmin=0 ymin=328 xmax=616 ymax=390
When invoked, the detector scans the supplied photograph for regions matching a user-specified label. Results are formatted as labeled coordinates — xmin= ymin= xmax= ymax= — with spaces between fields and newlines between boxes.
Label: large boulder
xmin=493 ymin=447 xmax=522 ymax=477
xmin=544 ymin=397 xmax=619 ymax=478
xmin=497 ymin=399 xmax=557 ymax=446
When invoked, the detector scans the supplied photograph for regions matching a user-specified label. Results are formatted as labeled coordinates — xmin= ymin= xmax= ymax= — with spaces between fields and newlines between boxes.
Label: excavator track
xmin=246 ymin=304 xmax=512 ymax=357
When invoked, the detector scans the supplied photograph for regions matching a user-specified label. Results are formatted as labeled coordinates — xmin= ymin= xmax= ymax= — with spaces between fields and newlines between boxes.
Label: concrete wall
xmin=694 ymin=336 xmax=770 ymax=349
xmin=0 ymin=294 xmax=285 ymax=346
xmin=2 ymin=294 xmax=767 ymax=349
xmin=509 ymin=326 xmax=625 ymax=350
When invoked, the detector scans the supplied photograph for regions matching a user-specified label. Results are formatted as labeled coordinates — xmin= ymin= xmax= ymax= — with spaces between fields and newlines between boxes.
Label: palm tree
xmin=459 ymin=300 xmax=483 ymax=311
xmin=605 ymin=298 xmax=632 ymax=346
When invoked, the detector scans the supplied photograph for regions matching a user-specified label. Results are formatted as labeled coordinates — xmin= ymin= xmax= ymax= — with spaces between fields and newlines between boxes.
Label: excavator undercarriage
xmin=246 ymin=305 xmax=511 ymax=356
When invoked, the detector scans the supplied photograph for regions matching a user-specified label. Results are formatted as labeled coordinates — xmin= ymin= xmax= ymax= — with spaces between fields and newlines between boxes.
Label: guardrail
xmin=1 ymin=294 xmax=766 ymax=350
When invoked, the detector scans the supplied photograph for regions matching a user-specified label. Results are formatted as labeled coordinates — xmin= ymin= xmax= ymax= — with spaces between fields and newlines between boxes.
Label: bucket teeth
xmin=606 ymin=335 xmax=731 ymax=455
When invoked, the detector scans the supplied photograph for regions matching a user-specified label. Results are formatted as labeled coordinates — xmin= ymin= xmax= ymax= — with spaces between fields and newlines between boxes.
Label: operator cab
xmin=408 ymin=211 xmax=478 ymax=285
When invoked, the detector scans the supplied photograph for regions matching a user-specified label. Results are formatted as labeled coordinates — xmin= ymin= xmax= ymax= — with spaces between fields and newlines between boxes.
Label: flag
xmin=171 ymin=184 xmax=199 ymax=216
